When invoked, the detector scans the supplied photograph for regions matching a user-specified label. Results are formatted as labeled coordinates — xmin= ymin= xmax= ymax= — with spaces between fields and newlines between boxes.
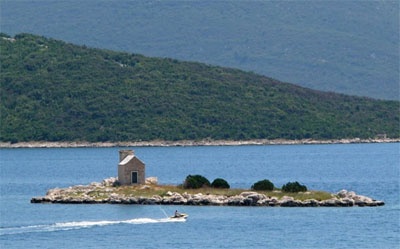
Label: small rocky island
xmin=31 ymin=150 xmax=385 ymax=207
xmin=31 ymin=177 xmax=384 ymax=207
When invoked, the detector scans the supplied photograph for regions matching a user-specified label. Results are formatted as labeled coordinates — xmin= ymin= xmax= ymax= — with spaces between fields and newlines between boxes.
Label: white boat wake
xmin=0 ymin=217 xmax=185 ymax=235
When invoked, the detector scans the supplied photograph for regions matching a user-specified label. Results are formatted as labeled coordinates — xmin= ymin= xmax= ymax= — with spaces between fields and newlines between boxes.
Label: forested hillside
xmin=1 ymin=1 xmax=398 ymax=100
xmin=1 ymin=34 xmax=399 ymax=142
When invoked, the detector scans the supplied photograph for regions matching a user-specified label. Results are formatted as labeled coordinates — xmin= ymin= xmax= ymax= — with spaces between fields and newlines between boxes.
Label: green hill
xmin=0 ymin=33 xmax=399 ymax=143
xmin=1 ymin=1 xmax=398 ymax=100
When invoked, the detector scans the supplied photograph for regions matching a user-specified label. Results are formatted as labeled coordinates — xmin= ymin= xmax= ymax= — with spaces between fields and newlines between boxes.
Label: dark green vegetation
xmin=251 ymin=179 xmax=275 ymax=191
xmin=282 ymin=182 xmax=308 ymax=193
xmin=211 ymin=178 xmax=230 ymax=189
xmin=183 ymin=175 xmax=230 ymax=189
xmin=2 ymin=1 xmax=398 ymax=100
xmin=182 ymin=176 xmax=307 ymax=192
xmin=182 ymin=175 xmax=230 ymax=189
xmin=1 ymin=34 xmax=399 ymax=142
xmin=183 ymin=175 xmax=211 ymax=189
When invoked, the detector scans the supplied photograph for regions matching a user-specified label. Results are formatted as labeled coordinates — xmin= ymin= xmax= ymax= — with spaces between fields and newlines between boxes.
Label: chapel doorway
xmin=131 ymin=171 xmax=138 ymax=184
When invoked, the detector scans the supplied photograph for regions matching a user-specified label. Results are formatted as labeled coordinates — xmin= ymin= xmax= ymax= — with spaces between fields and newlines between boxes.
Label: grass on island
xmin=85 ymin=184 xmax=334 ymax=201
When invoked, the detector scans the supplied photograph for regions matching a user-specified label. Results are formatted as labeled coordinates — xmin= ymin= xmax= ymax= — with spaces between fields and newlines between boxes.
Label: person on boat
xmin=174 ymin=210 xmax=181 ymax=217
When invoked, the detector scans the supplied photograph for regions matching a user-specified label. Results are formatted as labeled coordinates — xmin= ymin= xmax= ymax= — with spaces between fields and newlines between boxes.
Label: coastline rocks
xmin=337 ymin=189 xmax=384 ymax=207
xmin=145 ymin=177 xmax=158 ymax=185
xmin=102 ymin=177 xmax=118 ymax=187
xmin=2 ymin=138 xmax=399 ymax=148
xmin=31 ymin=182 xmax=385 ymax=207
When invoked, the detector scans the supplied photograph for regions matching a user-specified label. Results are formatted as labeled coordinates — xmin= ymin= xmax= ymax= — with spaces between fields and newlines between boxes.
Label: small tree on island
xmin=282 ymin=181 xmax=307 ymax=192
xmin=183 ymin=174 xmax=211 ymax=189
xmin=211 ymin=178 xmax=230 ymax=189
xmin=251 ymin=179 xmax=274 ymax=191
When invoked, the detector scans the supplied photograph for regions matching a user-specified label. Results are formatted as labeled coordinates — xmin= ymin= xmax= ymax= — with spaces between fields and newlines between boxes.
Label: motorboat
xmin=170 ymin=213 xmax=188 ymax=220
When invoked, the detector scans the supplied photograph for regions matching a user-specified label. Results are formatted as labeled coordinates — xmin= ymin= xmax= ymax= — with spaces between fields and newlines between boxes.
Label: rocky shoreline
xmin=31 ymin=179 xmax=384 ymax=207
xmin=2 ymin=138 xmax=399 ymax=148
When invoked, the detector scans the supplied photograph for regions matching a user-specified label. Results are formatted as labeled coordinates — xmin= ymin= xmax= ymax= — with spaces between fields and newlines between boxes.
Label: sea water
xmin=0 ymin=143 xmax=399 ymax=249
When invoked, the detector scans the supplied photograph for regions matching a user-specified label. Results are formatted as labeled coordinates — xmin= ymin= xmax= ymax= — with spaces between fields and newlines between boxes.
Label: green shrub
xmin=282 ymin=181 xmax=307 ymax=192
xmin=183 ymin=175 xmax=211 ymax=189
xmin=211 ymin=178 xmax=230 ymax=189
xmin=251 ymin=179 xmax=274 ymax=191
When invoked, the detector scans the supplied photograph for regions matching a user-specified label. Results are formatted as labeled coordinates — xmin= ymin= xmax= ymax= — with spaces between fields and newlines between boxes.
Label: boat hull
xmin=169 ymin=213 xmax=188 ymax=220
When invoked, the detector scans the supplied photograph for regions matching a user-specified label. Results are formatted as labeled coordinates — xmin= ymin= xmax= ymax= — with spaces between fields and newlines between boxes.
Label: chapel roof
xmin=119 ymin=154 xmax=135 ymax=166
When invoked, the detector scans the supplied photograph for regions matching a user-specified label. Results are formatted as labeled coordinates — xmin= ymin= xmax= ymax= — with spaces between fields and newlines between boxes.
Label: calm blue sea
xmin=0 ymin=143 xmax=399 ymax=249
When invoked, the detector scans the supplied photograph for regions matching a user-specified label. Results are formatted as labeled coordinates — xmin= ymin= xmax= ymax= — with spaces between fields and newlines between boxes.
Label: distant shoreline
xmin=1 ymin=138 xmax=399 ymax=148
